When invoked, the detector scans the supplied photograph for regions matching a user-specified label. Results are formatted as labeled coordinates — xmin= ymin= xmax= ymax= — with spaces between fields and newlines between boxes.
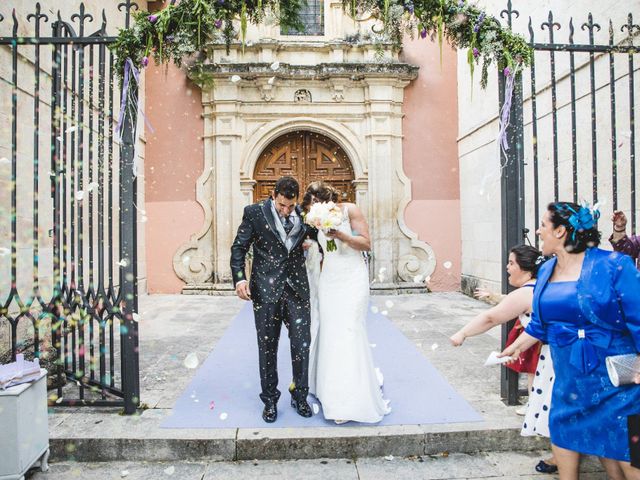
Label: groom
xmin=230 ymin=176 xmax=314 ymax=423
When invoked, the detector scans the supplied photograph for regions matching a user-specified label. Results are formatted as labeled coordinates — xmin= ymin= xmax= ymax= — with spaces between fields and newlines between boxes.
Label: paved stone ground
xmin=41 ymin=293 xmax=601 ymax=473
xmin=29 ymin=451 xmax=606 ymax=479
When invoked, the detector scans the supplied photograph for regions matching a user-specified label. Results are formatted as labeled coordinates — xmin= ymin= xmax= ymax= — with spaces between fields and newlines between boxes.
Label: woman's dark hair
xmin=274 ymin=176 xmax=299 ymax=199
xmin=547 ymin=201 xmax=601 ymax=253
xmin=510 ymin=245 xmax=544 ymax=278
xmin=300 ymin=191 xmax=314 ymax=212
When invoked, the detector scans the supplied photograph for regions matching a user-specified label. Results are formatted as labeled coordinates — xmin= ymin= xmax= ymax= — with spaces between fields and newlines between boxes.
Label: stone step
xmin=49 ymin=411 xmax=549 ymax=462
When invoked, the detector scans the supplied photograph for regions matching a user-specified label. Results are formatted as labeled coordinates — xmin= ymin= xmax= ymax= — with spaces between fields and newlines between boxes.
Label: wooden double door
xmin=253 ymin=131 xmax=355 ymax=202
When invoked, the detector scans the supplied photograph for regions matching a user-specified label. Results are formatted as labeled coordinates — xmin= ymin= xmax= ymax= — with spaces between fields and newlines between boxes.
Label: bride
xmin=302 ymin=182 xmax=390 ymax=424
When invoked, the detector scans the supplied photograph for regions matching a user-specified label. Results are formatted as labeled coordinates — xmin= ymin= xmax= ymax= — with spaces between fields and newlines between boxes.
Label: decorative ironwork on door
xmin=0 ymin=3 xmax=140 ymax=413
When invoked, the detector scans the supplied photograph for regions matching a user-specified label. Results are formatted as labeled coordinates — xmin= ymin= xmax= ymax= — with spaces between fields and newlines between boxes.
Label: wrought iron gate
xmin=498 ymin=1 xmax=639 ymax=404
xmin=0 ymin=2 xmax=140 ymax=413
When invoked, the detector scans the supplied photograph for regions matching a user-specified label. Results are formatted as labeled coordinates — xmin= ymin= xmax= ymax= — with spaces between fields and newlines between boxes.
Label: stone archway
xmin=253 ymin=130 xmax=355 ymax=202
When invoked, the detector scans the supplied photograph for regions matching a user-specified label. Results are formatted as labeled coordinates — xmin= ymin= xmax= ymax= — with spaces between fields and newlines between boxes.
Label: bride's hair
xmin=306 ymin=181 xmax=339 ymax=203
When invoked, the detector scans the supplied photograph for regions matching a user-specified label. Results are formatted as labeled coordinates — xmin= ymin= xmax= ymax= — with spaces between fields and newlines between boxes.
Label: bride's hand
xmin=326 ymin=229 xmax=346 ymax=241
xmin=325 ymin=228 xmax=338 ymax=239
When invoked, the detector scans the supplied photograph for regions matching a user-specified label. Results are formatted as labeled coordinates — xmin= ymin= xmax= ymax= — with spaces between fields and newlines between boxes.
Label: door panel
xmin=254 ymin=131 xmax=355 ymax=202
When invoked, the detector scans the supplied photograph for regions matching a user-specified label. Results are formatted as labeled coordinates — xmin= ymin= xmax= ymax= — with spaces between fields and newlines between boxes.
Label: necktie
xmin=283 ymin=215 xmax=293 ymax=235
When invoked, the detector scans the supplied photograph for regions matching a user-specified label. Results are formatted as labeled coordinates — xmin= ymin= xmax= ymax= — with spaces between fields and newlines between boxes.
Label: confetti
xmin=132 ymin=313 xmax=141 ymax=322
xmin=431 ymin=343 xmax=439 ymax=350
xmin=370 ymin=343 xmax=377 ymax=348
xmin=183 ymin=352 xmax=199 ymax=369
xmin=140 ymin=215 xmax=148 ymax=223
xmin=117 ymin=258 xmax=129 ymax=267
xmin=75 ymin=190 xmax=85 ymax=201
xmin=384 ymin=455 xmax=394 ymax=461
xmin=86 ymin=181 xmax=99 ymax=191
xmin=66 ymin=126 xmax=77 ymax=133
xmin=371 ymin=306 xmax=379 ymax=314
xmin=121 ymin=471 xmax=129 ymax=477
xmin=0 ymin=247 xmax=10 ymax=256
xmin=413 ymin=274 xmax=424 ymax=283
xmin=381 ymin=310 xmax=388 ymax=316
xmin=231 ymin=75 xmax=241 ymax=83
xmin=164 ymin=466 xmax=175 ymax=476
xmin=312 ymin=403 xmax=320 ymax=414
xmin=219 ymin=412 xmax=228 ymax=420
xmin=268 ymin=76 xmax=275 ymax=85
xmin=209 ymin=401 xmax=215 ymax=410
xmin=270 ymin=61 xmax=280 ymax=70
xmin=443 ymin=261 xmax=452 ymax=269
xmin=385 ymin=300 xmax=394 ymax=308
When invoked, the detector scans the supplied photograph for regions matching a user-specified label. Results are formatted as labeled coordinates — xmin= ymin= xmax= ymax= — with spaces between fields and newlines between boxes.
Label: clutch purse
xmin=605 ymin=353 xmax=640 ymax=387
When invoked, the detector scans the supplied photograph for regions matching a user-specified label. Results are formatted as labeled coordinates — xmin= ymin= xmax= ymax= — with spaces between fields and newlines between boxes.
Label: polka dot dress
xmin=521 ymin=344 xmax=554 ymax=438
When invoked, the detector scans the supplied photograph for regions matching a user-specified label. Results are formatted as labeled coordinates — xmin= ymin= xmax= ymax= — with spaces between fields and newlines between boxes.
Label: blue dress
xmin=526 ymin=249 xmax=640 ymax=461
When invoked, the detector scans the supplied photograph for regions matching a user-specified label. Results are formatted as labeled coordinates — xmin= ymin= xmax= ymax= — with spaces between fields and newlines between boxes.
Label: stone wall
xmin=457 ymin=0 xmax=637 ymax=292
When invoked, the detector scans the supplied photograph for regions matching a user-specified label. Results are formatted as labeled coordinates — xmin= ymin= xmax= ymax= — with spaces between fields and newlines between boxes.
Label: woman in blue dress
xmin=501 ymin=201 xmax=640 ymax=479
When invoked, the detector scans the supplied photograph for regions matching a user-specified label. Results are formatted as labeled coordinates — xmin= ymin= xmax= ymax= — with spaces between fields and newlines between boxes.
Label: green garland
xmin=352 ymin=0 xmax=532 ymax=87
xmin=110 ymin=0 xmax=305 ymax=74
xmin=111 ymin=0 xmax=532 ymax=89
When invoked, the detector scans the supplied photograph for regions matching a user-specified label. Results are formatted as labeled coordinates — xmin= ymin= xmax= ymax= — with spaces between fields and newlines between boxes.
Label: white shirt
xmin=270 ymin=199 xmax=300 ymax=251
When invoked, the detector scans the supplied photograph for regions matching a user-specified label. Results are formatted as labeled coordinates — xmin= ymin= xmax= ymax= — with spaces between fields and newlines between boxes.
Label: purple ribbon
xmin=115 ymin=58 xmax=155 ymax=143
xmin=115 ymin=58 xmax=135 ymax=142
xmin=497 ymin=69 xmax=516 ymax=154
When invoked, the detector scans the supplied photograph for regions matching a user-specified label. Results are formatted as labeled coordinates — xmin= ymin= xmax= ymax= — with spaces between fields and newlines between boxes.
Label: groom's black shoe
xmin=262 ymin=403 xmax=277 ymax=423
xmin=290 ymin=397 xmax=313 ymax=418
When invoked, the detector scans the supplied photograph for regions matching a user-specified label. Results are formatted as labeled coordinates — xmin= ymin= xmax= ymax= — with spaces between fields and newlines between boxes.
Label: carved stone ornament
xmin=294 ymin=89 xmax=312 ymax=103
xmin=331 ymin=84 xmax=345 ymax=102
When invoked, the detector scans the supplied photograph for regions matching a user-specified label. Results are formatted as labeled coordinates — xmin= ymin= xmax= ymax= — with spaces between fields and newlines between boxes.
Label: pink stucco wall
xmin=401 ymin=37 xmax=461 ymax=291
xmin=144 ymin=37 xmax=460 ymax=293
xmin=144 ymin=63 xmax=204 ymax=293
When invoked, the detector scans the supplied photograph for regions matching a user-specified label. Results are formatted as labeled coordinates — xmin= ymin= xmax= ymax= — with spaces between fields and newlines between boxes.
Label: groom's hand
xmin=235 ymin=281 xmax=251 ymax=301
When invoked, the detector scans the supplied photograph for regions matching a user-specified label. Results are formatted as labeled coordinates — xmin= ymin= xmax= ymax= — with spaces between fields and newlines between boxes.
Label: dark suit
xmin=230 ymin=198 xmax=315 ymax=405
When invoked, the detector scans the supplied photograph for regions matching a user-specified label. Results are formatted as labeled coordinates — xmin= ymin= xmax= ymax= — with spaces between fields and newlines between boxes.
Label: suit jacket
xmin=526 ymin=247 xmax=640 ymax=352
xmin=230 ymin=198 xmax=316 ymax=304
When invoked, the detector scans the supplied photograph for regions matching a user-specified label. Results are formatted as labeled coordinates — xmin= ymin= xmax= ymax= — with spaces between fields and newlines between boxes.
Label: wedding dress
xmin=305 ymin=240 xmax=322 ymax=395
xmin=314 ymin=205 xmax=391 ymax=423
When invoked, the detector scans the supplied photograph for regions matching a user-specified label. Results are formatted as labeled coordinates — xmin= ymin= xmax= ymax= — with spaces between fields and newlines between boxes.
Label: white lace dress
xmin=305 ymin=240 xmax=322 ymax=395
xmin=314 ymin=206 xmax=391 ymax=423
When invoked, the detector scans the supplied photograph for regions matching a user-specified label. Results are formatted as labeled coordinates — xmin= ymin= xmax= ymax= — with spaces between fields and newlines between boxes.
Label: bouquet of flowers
xmin=304 ymin=201 xmax=343 ymax=252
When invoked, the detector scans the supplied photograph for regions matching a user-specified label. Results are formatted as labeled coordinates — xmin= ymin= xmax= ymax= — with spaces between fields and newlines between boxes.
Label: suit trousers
xmin=253 ymin=283 xmax=311 ymax=405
